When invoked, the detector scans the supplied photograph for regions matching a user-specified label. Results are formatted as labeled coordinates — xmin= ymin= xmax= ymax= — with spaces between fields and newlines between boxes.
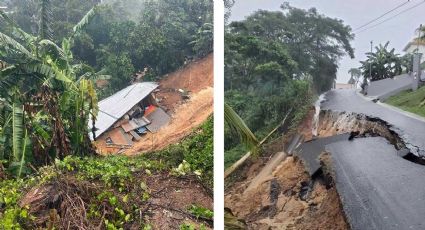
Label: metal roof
xmin=89 ymin=82 xmax=159 ymax=139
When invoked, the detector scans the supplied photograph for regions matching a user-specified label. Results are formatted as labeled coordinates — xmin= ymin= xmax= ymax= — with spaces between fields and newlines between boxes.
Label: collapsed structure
xmin=89 ymin=82 xmax=171 ymax=150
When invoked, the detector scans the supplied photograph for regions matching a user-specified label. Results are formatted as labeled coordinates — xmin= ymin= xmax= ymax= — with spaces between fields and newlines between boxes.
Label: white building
xmin=403 ymin=38 xmax=425 ymax=62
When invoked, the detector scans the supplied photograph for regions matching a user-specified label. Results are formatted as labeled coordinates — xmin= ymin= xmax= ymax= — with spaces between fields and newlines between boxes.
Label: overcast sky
xmin=229 ymin=0 xmax=425 ymax=83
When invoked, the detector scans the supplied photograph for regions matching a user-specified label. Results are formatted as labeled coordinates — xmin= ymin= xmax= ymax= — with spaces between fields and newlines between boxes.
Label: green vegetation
xmin=224 ymin=2 xmax=354 ymax=167
xmin=0 ymin=118 xmax=213 ymax=229
xmin=188 ymin=204 xmax=214 ymax=219
xmin=0 ymin=1 xmax=212 ymax=176
xmin=0 ymin=2 xmax=99 ymax=177
xmin=360 ymin=42 xmax=412 ymax=82
xmin=0 ymin=1 xmax=213 ymax=228
xmin=385 ymin=87 xmax=425 ymax=118
xmin=348 ymin=68 xmax=361 ymax=86
xmin=1 ymin=0 xmax=213 ymax=98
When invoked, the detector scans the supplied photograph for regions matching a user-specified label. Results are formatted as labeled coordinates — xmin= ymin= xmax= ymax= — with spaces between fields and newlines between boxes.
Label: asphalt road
xmin=366 ymin=73 xmax=412 ymax=100
xmin=322 ymin=89 xmax=425 ymax=157
xmin=326 ymin=137 xmax=425 ymax=230
xmin=295 ymin=134 xmax=350 ymax=176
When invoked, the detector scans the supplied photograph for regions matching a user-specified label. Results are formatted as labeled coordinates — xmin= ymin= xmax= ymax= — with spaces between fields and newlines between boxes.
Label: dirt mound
xmin=20 ymin=173 xmax=213 ymax=229
xmin=157 ymin=53 xmax=213 ymax=113
xmin=225 ymin=155 xmax=348 ymax=229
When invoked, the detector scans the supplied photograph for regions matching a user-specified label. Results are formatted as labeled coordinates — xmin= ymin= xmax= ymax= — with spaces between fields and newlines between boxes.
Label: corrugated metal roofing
xmin=89 ymin=82 xmax=158 ymax=139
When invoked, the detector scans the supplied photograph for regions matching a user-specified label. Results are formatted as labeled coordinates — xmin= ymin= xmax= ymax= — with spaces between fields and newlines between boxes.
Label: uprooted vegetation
xmin=225 ymin=108 xmax=420 ymax=229
xmin=0 ymin=118 xmax=213 ymax=229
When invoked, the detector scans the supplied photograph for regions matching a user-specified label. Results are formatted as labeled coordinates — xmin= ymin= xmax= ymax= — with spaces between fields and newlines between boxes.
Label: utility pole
xmin=417 ymin=24 xmax=423 ymax=55
xmin=369 ymin=40 xmax=373 ymax=81
xmin=362 ymin=41 xmax=372 ymax=94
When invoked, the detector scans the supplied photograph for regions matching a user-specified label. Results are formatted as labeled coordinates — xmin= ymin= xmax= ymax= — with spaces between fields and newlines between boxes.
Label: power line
xmin=354 ymin=0 xmax=411 ymax=31
xmin=356 ymin=0 xmax=425 ymax=34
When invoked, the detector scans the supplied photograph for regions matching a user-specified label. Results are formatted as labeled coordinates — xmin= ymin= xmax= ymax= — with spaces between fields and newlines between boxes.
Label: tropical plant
xmin=0 ymin=4 xmax=100 ymax=176
xmin=190 ymin=22 xmax=213 ymax=57
xmin=360 ymin=41 xmax=404 ymax=81
xmin=348 ymin=68 xmax=361 ymax=87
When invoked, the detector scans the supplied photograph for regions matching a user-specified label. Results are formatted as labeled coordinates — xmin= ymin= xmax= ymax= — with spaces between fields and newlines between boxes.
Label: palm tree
xmin=0 ymin=4 xmax=100 ymax=176
xmin=224 ymin=103 xmax=292 ymax=178
xmin=348 ymin=68 xmax=361 ymax=88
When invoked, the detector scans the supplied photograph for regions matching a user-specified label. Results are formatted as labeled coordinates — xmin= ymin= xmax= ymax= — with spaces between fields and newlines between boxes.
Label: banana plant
xmin=0 ymin=3 xmax=101 ymax=176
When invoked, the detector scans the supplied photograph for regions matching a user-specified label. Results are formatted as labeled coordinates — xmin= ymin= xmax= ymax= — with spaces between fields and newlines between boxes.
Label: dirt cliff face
xmin=225 ymin=154 xmax=348 ymax=230
xmin=225 ymin=110 xmax=350 ymax=230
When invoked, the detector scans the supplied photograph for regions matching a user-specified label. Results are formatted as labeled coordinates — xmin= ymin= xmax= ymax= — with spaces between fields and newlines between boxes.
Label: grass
xmin=385 ymin=86 xmax=425 ymax=118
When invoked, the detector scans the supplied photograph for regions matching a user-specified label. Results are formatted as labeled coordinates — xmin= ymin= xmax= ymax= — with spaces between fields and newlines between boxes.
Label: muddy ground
xmin=127 ymin=87 xmax=212 ymax=155
xmin=20 ymin=172 xmax=213 ymax=229
xmin=129 ymin=53 xmax=213 ymax=154
xmin=98 ymin=53 xmax=213 ymax=155
xmin=225 ymin=110 xmax=349 ymax=230
xmin=157 ymin=53 xmax=213 ymax=113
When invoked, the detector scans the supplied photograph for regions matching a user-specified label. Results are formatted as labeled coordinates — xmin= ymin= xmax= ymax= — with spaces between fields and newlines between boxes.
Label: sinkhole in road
xmin=314 ymin=110 xmax=425 ymax=166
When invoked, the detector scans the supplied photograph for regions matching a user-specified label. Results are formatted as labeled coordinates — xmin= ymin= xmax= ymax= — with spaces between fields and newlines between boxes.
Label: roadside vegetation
xmin=359 ymin=41 xmax=412 ymax=82
xmin=385 ymin=88 xmax=425 ymax=118
xmin=224 ymin=2 xmax=355 ymax=167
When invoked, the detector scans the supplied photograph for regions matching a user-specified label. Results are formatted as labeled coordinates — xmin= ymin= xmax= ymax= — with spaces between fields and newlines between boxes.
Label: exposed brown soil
xmin=225 ymin=155 xmax=348 ymax=230
xmin=297 ymin=108 xmax=315 ymax=142
xmin=96 ymin=54 xmax=213 ymax=155
xmin=126 ymin=87 xmax=212 ymax=155
xmin=127 ymin=53 xmax=213 ymax=154
xmin=156 ymin=53 xmax=213 ymax=113
xmin=20 ymin=172 xmax=213 ymax=229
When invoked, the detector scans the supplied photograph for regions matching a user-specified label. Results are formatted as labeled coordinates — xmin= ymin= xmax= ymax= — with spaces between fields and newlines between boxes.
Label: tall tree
xmin=227 ymin=3 xmax=354 ymax=93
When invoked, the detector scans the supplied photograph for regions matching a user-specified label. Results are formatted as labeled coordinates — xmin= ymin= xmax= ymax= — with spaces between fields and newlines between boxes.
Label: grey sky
xmin=229 ymin=0 xmax=425 ymax=83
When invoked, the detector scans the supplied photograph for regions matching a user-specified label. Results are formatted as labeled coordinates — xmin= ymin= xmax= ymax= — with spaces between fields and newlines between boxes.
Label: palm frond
xmin=224 ymin=103 xmax=259 ymax=151
xmin=39 ymin=0 xmax=53 ymax=40
xmin=17 ymin=128 xmax=28 ymax=178
xmin=11 ymin=103 xmax=24 ymax=162
xmin=39 ymin=39 xmax=67 ymax=60
xmin=20 ymin=62 xmax=72 ymax=84
xmin=72 ymin=6 xmax=98 ymax=36
xmin=0 ymin=10 xmax=36 ymax=46
xmin=0 ymin=32 xmax=34 ymax=64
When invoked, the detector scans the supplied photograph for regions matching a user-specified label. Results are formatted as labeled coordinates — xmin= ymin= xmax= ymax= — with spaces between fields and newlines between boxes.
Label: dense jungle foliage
xmin=0 ymin=0 xmax=212 ymax=178
xmin=224 ymin=3 xmax=355 ymax=167
xmin=1 ymin=0 xmax=213 ymax=98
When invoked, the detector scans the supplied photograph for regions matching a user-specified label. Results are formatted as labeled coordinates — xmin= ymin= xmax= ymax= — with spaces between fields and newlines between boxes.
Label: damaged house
xmin=90 ymin=82 xmax=171 ymax=150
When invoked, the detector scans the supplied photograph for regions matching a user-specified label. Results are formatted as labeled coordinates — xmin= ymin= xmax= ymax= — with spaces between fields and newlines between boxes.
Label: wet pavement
xmin=322 ymin=89 xmax=425 ymax=157
xmin=326 ymin=137 xmax=425 ymax=230
xmin=295 ymin=134 xmax=350 ymax=176
xmin=366 ymin=74 xmax=412 ymax=100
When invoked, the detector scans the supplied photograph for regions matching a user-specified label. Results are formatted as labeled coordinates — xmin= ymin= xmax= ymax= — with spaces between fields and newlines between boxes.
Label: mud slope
xmin=157 ymin=53 xmax=213 ymax=113
xmin=128 ymin=87 xmax=212 ymax=154
xmin=225 ymin=155 xmax=348 ymax=230
xmin=128 ymin=54 xmax=213 ymax=154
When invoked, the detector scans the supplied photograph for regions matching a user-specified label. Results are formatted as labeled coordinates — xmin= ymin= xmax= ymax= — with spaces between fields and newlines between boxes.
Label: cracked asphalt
xmin=322 ymin=89 xmax=425 ymax=157
xmin=316 ymin=89 xmax=425 ymax=230
xmin=327 ymin=137 xmax=425 ymax=230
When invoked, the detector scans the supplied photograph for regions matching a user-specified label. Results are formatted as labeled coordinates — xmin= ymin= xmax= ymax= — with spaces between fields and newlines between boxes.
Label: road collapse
xmin=225 ymin=105 xmax=423 ymax=229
